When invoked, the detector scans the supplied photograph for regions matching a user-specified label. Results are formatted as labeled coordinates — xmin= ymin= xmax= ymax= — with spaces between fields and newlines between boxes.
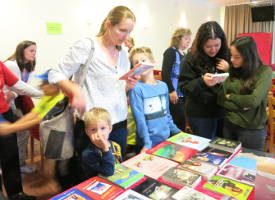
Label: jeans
xmin=187 ymin=117 xmax=223 ymax=139
xmin=169 ymin=97 xmax=186 ymax=131
xmin=109 ymin=121 xmax=127 ymax=158
xmin=223 ymin=119 xmax=267 ymax=151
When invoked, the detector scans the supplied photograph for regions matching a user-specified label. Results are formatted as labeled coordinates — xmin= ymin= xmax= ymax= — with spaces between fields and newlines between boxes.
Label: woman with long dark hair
xmin=179 ymin=21 xmax=230 ymax=139
xmin=217 ymin=36 xmax=272 ymax=151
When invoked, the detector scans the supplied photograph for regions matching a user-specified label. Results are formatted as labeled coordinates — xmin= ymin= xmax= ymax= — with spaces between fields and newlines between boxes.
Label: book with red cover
xmin=75 ymin=176 xmax=124 ymax=200
xmin=147 ymin=141 xmax=198 ymax=163
xmin=119 ymin=62 xmax=155 ymax=80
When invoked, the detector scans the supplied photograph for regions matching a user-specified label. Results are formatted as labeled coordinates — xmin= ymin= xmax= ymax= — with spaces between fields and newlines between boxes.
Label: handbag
xmin=39 ymin=38 xmax=95 ymax=160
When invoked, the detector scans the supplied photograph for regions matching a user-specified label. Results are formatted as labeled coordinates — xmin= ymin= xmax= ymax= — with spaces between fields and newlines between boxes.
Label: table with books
xmin=50 ymin=132 xmax=275 ymax=200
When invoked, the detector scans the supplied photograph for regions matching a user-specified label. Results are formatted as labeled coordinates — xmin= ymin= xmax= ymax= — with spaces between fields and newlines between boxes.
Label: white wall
xmin=0 ymin=0 xmax=222 ymax=72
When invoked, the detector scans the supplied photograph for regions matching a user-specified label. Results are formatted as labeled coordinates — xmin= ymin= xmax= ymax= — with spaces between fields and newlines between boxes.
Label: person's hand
xmin=169 ymin=91 xmax=178 ymax=104
xmin=5 ymin=92 xmax=15 ymax=102
xmin=126 ymin=75 xmax=140 ymax=91
xmin=140 ymin=147 xmax=148 ymax=153
xmin=0 ymin=122 xmax=12 ymax=135
xmin=216 ymin=58 xmax=229 ymax=72
xmin=203 ymin=73 xmax=219 ymax=87
xmin=71 ymin=89 xmax=86 ymax=115
xmin=90 ymin=133 xmax=109 ymax=152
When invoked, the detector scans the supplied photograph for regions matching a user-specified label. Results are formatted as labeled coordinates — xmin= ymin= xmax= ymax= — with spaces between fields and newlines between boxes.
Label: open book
xmin=119 ymin=62 xmax=156 ymax=80
xmin=212 ymin=73 xmax=229 ymax=83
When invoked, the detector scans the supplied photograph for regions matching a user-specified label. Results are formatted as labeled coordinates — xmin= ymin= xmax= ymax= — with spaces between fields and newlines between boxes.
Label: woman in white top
xmin=49 ymin=6 xmax=138 ymax=162
xmin=5 ymin=40 xmax=40 ymax=174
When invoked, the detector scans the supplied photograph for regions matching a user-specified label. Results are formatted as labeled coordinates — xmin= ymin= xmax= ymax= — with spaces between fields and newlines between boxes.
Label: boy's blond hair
xmin=129 ymin=46 xmax=155 ymax=65
xmin=84 ymin=107 xmax=112 ymax=127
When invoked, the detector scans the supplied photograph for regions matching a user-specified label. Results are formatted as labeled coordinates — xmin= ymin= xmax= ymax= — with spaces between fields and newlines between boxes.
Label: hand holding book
xmin=119 ymin=62 xmax=156 ymax=80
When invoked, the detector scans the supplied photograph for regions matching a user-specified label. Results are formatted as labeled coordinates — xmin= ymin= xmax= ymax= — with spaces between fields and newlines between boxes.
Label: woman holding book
xmin=48 ymin=6 xmax=138 ymax=158
xmin=217 ymin=36 xmax=272 ymax=151
xmin=179 ymin=21 xmax=230 ymax=139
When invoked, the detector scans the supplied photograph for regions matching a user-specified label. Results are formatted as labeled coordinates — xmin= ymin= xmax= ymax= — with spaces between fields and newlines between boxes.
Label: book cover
xmin=99 ymin=164 xmax=144 ymax=189
xmin=148 ymin=141 xmax=197 ymax=163
xmin=75 ymin=176 xmax=124 ymax=200
xmin=212 ymin=73 xmax=229 ymax=83
xmin=209 ymin=137 xmax=241 ymax=153
xmin=217 ymin=164 xmax=256 ymax=186
xmin=172 ymin=186 xmax=216 ymax=200
xmin=114 ymin=189 xmax=151 ymax=200
xmin=159 ymin=166 xmax=201 ymax=189
xmin=121 ymin=153 xmax=178 ymax=179
xmin=167 ymin=132 xmax=210 ymax=151
xmin=228 ymin=155 xmax=256 ymax=171
xmin=51 ymin=188 xmax=91 ymax=200
xmin=132 ymin=178 xmax=178 ymax=200
xmin=179 ymin=158 xmax=218 ymax=179
xmin=119 ymin=62 xmax=155 ymax=80
xmin=203 ymin=176 xmax=253 ymax=200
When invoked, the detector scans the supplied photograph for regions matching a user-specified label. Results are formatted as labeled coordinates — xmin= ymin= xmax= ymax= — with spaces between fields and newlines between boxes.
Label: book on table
xmin=114 ymin=189 xmax=151 ymax=200
xmin=228 ymin=154 xmax=257 ymax=172
xmin=209 ymin=137 xmax=241 ymax=153
xmin=121 ymin=153 xmax=178 ymax=179
xmin=50 ymin=188 xmax=91 ymax=200
xmin=158 ymin=165 xmax=201 ymax=189
xmin=119 ymin=62 xmax=156 ymax=80
xmin=172 ymin=186 xmax=216 ymax=200
xmin=132 ymin=177 xmax=178 ymax=200
xmin=203 ymin=176 xmax=253 ymax=200
xmin=147 ymin=141 xmax=197 ymax=163
xmin=179 ymin=158 xmax=218 ymax=180
xmin=167 ymin=132 xmax=210 ymax=151
xmin=217 ymin=164 xmax=256 ymax=186
xmin=75 ymin=176 xmax=124 ymax=200
xmin=99 ymin=163 xmax=144 ymax=189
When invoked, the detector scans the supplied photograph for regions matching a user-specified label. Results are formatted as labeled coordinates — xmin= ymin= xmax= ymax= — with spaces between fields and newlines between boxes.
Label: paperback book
xmin=172 ymin=186 xmax=216 ymax=200
xmin=209 ymin=137 xmax=241 ymax=153
xmin=179 ymin=158 xmax=218 ymax=179
xmin=148 ymin=141 xmax=197 ymax=163
xmin=203 ymin=176 xmax=253 ymax=200
xmin=114 ymin=189 xmax=151 ymax=200
xmin=192 ymin=147 xmax=233 ymax=168
xmin=119 ymin=62 xmax=155 ymax=80
xmin=75 ymin=176 xmax=124 ymax=200
xmin=217 ymin=164 xmax=256 ymax=186
xmin=158 ymin=166 xmax=201 ymax=189
xmin=51 ymin=188 xmax=91 ymax=200
xmin=99 ymin=164 xmax=144 ymax=189
xmin=121 ymin=153 xmax=178 ymax=179
xmin=228 ymin=155 xmax=256 ymax=171
xmin=167 ymin=132 xmax=210 ymax=151
xmin=132 ymin=178 xmax=178 ymax=200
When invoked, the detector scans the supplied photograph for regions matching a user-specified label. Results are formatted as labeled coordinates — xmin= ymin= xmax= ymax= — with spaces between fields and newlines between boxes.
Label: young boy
xmin=0 ymin=71 xmax=65 ymax=135
xmin=81 ymin=107 xmax=122 ymax=179
xmin=129 ymin=47 xmax=181 ymax=153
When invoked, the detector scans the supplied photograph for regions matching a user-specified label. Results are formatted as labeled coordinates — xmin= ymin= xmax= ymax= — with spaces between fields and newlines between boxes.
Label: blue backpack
xmin=170 ymin=47 xmax=183 ymax=97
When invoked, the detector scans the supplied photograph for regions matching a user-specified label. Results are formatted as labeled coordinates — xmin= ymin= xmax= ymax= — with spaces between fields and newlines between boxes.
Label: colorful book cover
xmin=121 ymin=153 xmax=178 ymax=179
xmin=119 ymin=62 xmax=155 ymax=80
xmin=179 ymin=158 xmax=218 ymax=179
xmin=148 ymin=141 xmax=197 ymax=163
xmin=158 ymin=166 xmax=201 ymax=189
xmin=192 ymin=147 xmax=233 ymax=167
xmin=172 ymin=186 xmax=216 ymax=200
xmin=99 ymin=164 xmax=144 ymax=189
xmin=75 ymin=176 xmax=124 ymax=200
xmin=209 ymin=137 xmax=241 ymax=153
xmin=217 ymin=164 xmax=256 ymax=186
xmin=114 ymin=189 xmax=151 ymax=200
xmin=132 ymin=178 xmax=178 ymax=200
xmin=203 ymin=176 xmax=253 ymax=200
xmin=51 ymin=188 xmax=91 ymax=200
xmin=228 ymin=155 xmax=256 ymax=171
xmin=167 ymin=132 xmax=210 ymax=151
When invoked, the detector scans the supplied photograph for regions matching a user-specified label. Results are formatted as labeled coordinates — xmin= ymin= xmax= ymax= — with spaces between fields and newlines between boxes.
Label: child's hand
xmin=216 ymin=58 xmax=229 ymax=72
xmin=203 ymin=73 xmax=219 ymax=87
xmin=91 ymin=133 xmax=109 ymax=152
xmin=126 ymin=75 xmax=140 ymax=91
xmin=140 ymin=147 xmax=148 ymax=153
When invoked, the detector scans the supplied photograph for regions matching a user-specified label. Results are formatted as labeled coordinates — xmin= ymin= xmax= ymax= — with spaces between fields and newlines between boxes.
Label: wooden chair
xmin=153 ymin=70 xmax=162 ymax=80
xmin=266 ymin=91 xmax=275 ymax=153
xmin=29 ymin=126 xmax=44 ymax=170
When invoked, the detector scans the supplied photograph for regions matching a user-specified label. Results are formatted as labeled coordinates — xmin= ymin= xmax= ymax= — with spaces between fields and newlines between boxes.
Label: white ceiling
xmin=207 ymin=0 xmax=274 ymax=6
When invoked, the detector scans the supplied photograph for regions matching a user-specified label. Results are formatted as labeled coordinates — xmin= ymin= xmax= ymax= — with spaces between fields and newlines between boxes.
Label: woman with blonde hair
xmin=49 ymin=5 xmax=138 ymax=185
xmin=161 ymin=28 xmax=191 ymax=131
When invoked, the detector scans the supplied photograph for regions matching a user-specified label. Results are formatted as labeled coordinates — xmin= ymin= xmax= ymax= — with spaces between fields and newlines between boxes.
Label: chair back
xmin=267 ymin=91 xmax=275 ymax=153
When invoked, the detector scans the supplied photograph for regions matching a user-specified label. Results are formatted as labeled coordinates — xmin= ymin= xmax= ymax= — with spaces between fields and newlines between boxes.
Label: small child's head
xmin=84 ymin=107 xmax=112 ymax=141
xmin=36 ymin=70 xmax=60 ymax=96
xmin=129 ymin=46 xmax=155 ymax=66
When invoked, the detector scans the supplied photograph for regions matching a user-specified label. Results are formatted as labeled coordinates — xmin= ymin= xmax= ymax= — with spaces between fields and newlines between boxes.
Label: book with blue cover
xmin=99 ymin=163 xmax=144 ymax=189
xmin=51 ymin=188 xmax=91 ymax=200
xmin=228 ymin=155 xmax=256 ymax=171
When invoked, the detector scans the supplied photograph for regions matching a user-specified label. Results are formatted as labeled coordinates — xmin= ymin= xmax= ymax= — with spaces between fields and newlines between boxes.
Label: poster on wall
xmin=46 ymin=22 xmax=63 ymax=34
